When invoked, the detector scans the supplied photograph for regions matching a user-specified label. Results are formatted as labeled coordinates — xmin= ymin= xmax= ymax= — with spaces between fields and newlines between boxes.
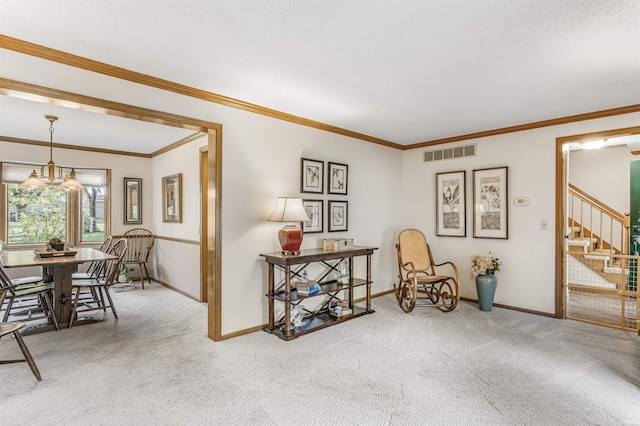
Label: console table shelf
xmin=268 ymin=279 xmax=368 ymax=301
xmin=260 ymin=246 xmax=377 ymax=341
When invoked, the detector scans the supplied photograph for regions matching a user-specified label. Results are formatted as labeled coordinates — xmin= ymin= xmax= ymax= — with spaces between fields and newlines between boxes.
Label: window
xmin=1 ymin=163 xmax=110 ymax=247
xmin=7 ymin=185 xmax=67 ymax=244
xmin=80 ymin=186 xmax=105 ymax=242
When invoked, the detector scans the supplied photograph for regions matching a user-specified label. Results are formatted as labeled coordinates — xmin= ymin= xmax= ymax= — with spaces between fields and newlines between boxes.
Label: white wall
xmin=211 ymin=107 xmax=403 ymax=333
xmin=150 ymin=134 xmax=206 ymax=297
xmin=402 ymin=113 xmax=640 ymax=314
xmin=568 ymin=145 xmax=634 ymax=213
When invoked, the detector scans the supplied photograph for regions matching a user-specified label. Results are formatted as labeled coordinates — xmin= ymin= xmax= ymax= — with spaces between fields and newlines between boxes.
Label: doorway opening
xmin=0 ymin=79 xmax=224 ymax=340
xmin=556 ymin=126 xmax=640 ymax=333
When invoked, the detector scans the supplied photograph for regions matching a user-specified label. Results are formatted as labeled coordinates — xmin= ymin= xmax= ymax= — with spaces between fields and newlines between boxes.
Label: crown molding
xmin=150 ymin=132 xmax=205 ymax=158
xmin=0 ymin=135 xmax=151 ymax=158
xmin=406 ymin=106 xmax=640 ymax=150
xmin=0 ymin=34 xmax=400 ymax=150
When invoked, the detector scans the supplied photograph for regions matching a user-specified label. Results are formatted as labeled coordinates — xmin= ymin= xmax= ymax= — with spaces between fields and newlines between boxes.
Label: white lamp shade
xmin=267 ymin=197 xmax=311 ymax=222
xmin=56 ymin=169 xmax=84 ymax=191
xmin=19 ymin=170 xmax=48 ymax=189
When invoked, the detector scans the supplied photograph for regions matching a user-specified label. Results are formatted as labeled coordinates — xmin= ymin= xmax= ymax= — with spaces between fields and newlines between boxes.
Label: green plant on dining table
xmin=47 ymin=236 xmax=65 ymax=251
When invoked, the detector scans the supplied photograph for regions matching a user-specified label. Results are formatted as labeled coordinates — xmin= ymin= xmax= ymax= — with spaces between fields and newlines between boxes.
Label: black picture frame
xmin=327 ymin=162 xmax=348 ymax=195
xmin=328 ymin=200 xmax=348 ymax=232
xmin=473 ymin=166 xmax=508 ymax=239
xmin=435 ymin=170 xmax=466 ymax=237
xmin=300 ymin=158 xmax=324 ymax=194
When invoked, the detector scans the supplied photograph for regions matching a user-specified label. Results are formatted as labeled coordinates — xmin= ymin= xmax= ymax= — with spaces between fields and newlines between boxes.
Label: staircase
xmin=566 ymin=184 xmax=629 ymax=257
xmin=565 ymin=184 xmax=638 ymax=333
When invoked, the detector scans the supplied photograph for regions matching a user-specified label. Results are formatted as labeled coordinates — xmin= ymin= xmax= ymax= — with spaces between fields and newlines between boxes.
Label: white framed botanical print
xmin=436 ymin=170 xmax=466 ymax=237
xmin=473 ymin=166 xmax=508 ymax=239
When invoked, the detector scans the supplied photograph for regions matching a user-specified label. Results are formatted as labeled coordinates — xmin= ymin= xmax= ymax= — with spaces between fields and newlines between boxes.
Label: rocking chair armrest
xmin=401 ymin=261 xmax=418 ymax=275
xmin=433 ymin=261 xmax=461 ymax=282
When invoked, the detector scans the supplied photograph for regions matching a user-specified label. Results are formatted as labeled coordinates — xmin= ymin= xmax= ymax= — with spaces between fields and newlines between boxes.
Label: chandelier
xmin=19 ymin=115 xmax=84 ymax=191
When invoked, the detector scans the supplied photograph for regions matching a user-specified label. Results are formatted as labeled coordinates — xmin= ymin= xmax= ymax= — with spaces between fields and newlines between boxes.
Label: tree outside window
xmin=8 ymin=185 xmax=66 ymax=244
xmin=81 ymin=186 xmax=105 ymax=242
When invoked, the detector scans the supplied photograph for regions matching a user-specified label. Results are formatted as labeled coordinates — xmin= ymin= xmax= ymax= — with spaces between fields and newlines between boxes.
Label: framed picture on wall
xmin=435 ymin=170 xmax=466 ymax=237
xmin=302 ymin=199 xmax=323 ymax=233
xmin=328 ymin=200 xmax=348 ymax=232
xmin=124 ymin=177 xmax=142 ymax=225
xmin=473 ymin=166 xmax=508 ymax=239
xmin=327 ymin=162 xmax=348 ymax=195
xmin=300 ymin=158 xmax=324 ymax=193
xmin=162 ymin=173 xmax=182 ymax=223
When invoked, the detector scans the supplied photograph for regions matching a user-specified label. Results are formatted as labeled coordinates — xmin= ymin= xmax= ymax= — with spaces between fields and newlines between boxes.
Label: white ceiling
xmin=0 ymin=0 xmax=639 ymax=153
xmin=0 ymin=96 xmax=197 ymax=154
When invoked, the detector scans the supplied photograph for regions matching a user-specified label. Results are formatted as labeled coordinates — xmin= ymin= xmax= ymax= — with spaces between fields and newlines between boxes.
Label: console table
xmin=260 ymin=246 xmax=377 ymax=341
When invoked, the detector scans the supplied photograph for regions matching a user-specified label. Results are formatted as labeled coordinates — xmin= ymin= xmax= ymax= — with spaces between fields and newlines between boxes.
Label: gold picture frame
xmin=162 ymin=173 xmax=182 ymax=223
xmin=124 ymin=177 xmax=142 ymax=224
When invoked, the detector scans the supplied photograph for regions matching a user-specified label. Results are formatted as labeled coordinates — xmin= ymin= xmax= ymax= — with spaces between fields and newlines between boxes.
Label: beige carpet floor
xmin=1 ymin=283 xmax=639 ymax=425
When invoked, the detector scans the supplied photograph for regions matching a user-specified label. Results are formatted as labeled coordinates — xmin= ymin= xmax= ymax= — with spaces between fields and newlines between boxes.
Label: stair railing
xmin=568 ymin=184 xmax=629 ymax=256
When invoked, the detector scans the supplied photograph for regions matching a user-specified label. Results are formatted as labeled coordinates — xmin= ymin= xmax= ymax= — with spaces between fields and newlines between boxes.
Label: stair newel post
xmin=623 ymin=211 xmax=630 ymax=255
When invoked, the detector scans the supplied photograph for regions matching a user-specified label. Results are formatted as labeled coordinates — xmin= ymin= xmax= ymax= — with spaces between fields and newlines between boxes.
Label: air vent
xmin=424 ymin=144 xmax=476 ymax=162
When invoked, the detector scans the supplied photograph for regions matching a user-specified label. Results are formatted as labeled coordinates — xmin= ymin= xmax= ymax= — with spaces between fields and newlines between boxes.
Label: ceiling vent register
xmin=424 ymin=144 xmax=476 ymax=162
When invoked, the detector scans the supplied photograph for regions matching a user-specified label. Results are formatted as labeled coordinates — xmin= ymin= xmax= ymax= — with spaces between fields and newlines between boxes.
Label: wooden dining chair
xmin=69 ymin=238 xmax=127 ymax=328
xmin=122 ymin=228 xmax=154 ymax=289
xmin=0 ymin=321 xmax=42 ymax=381
xmin=0 ymin=264 xmax=59 ymax=331
xmin=71 ymin=236 xmax=113 ymax=308
xmin=72 ymin=236 xmax=113 ymax=280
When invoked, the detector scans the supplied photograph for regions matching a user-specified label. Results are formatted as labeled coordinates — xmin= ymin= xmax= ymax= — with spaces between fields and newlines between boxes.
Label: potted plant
xmin=119 ymin=265 xmax=135 ymax=283
xmin=48 ymin=237 xmax=65 ymax=251
xmin=471 ymin=253 xmax=502 ymax=311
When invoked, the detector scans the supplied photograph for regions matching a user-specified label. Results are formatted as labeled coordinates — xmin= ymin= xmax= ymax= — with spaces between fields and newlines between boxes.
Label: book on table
xmin=329 ymin=307 xmax=353 ymax=318
xmin=297 ymin=282 xmax=320 ymax=295
xmin=294 ymin=280 xmax=317 ymax=291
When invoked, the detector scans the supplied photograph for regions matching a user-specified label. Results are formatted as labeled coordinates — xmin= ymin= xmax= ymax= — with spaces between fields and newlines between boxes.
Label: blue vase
xmin=475 ymin=274 xmax=498 ymax=311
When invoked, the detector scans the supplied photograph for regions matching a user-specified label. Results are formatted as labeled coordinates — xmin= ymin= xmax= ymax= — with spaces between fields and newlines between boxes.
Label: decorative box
xmin=322 ymin=238 xmax=354 ymax=251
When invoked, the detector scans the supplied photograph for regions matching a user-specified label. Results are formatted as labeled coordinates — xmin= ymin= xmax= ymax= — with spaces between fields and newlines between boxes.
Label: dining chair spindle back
xmin=68 ymin=238 xmax=128 ymax=328
xmin=122 ymin=228 xmax=154 ymax=289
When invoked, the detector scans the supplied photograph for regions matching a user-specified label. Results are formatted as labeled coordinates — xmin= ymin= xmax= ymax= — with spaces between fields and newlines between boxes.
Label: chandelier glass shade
xmin=19 ymin=115 xmax=84 ymax=191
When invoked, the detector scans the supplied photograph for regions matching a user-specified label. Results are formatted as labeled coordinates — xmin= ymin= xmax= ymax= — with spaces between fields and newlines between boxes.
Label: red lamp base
xmin=278 ymin=225 xmax=303 ymax=255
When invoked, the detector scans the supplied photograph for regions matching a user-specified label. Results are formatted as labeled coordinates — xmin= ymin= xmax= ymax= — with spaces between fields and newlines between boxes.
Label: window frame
xmin=0 ymin=164 xmax=111 ymax=249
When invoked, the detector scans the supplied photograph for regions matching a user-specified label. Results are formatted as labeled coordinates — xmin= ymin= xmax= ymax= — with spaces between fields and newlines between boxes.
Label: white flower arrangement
xmin=470 ymin=253 xmax=502 ymax=277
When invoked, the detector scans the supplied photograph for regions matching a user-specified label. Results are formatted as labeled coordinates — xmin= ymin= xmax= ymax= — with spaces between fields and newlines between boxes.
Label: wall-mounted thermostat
xmin=514 ymin=197 xmax=529 ymax=206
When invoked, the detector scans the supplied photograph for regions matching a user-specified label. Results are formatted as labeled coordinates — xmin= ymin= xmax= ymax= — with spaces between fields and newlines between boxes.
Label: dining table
xmin=1 ymin=247 xmax=117 ymax=331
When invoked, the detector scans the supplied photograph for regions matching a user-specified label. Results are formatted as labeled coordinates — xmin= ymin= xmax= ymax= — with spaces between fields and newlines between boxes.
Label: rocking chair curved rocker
xmin=394 ymin=229 xmax=460 ymax=313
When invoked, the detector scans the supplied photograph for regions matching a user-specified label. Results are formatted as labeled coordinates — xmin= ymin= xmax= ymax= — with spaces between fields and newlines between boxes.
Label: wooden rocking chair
xmin=394 ymin=229 xmax=460 ymax=313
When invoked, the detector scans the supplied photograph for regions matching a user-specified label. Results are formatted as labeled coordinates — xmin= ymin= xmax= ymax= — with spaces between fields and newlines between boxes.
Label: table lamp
xmin=267 ymin=197 xmax=311 ymax=255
